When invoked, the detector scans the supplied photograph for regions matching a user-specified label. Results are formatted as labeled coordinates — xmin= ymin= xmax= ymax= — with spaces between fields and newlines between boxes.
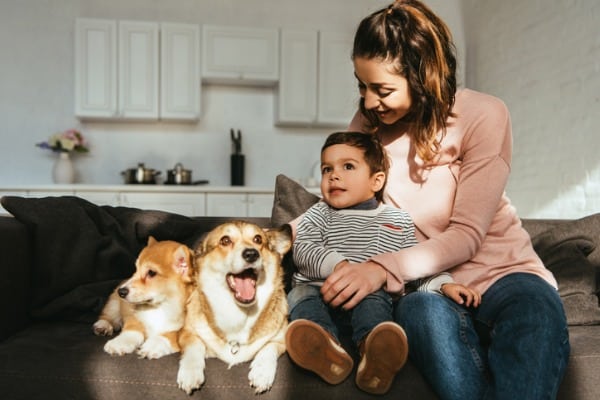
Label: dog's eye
xmin=220 ymin=236 xmax=232 ymax=246
xmin=147 ymin=270 xmax=157 ymax=278
xmin=253 ymin=235 xmax=263 ymax=245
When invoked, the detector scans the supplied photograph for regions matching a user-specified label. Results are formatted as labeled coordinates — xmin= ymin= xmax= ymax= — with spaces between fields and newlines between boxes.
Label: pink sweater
xmin=349 ymin=89 xmax=557 ymax=295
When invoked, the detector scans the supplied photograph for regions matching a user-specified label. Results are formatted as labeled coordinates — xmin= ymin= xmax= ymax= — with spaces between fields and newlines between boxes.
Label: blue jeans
xmin=395 ymin=273 xmax=570 ymax=400
xmin=288 ymin=284 xmax=393 ymax=345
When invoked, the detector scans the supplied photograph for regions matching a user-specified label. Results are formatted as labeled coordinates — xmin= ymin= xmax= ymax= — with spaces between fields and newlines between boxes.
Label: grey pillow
xmin=533 ymin=232 xmax=600 ymax=325
xmin=271 ymin=174 xmax=319 ymax=226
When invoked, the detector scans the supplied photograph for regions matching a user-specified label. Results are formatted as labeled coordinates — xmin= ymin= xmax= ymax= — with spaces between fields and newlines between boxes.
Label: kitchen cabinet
xmin=202 ymin=25 xmax=279 ymax=85
xmin=160 ymin=23 xmax=201 ymax=120
xmin=205 ymin=193 xmax=274 ymax=218
xmin=75 ymin=19 xmax=200 ymax=121
xmin=0 ymin=186 xmax=275 ymax=218
xmin=276 ymin=30 xmax=358 ymax=127
xmin=120 ymin=192 xmax=205 ymax=216
xmin=74 ymin=18 xmax=117 ymax=118
xmin=118 ymin=20 xmax=159 ymax=119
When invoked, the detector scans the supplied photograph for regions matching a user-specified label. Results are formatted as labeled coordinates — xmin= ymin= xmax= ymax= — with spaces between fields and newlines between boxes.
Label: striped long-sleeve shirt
xmin=292 ymin=201 xmax=453 ymax=293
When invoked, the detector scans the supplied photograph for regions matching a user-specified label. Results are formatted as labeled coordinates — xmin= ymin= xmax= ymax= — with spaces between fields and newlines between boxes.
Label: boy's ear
xmin=372 ymin=171 xmax=386 ymax=192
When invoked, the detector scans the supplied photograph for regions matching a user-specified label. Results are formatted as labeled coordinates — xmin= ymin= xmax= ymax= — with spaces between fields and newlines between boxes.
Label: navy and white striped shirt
xmin=292 ymin=201 xmax=417 ymax=284
xmin=292 ymin=200 xmax=453 ymax=292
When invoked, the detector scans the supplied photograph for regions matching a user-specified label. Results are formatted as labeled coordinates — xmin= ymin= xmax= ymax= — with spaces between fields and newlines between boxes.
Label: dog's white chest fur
xmin=199 ymin=275 xmax=275 ymax=365
xmin=138 ymin=300 xmax=182 ymax=336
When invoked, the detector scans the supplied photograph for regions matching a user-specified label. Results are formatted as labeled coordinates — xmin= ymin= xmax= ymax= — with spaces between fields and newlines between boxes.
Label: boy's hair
xmin=322 ymin=131 xmax=389 ymax=202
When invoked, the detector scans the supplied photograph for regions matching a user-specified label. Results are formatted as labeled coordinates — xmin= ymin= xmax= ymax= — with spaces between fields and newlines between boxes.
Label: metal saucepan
xmin=121 ymin=163 xmax=161 ymax=184
xmin=165 ymin=163 xmax=209 ymax=185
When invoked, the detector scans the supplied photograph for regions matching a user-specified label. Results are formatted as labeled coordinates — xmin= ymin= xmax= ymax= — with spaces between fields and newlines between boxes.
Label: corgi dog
xmin=176 ymin=221 xmax=292 ymax=394
xmin=93 ymin=237 xmax=194 ymax=359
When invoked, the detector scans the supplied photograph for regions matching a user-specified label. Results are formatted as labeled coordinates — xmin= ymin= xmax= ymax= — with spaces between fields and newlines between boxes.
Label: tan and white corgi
xmin=93 ymin=237 xmax=194 ymax=359
xmin=176 ymin=221 xmax=291 ymax=394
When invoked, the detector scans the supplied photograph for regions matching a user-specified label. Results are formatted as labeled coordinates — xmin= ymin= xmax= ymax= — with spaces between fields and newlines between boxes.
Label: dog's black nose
xmin=117 ymin=287 xmax=129 ymax=298
xmin=242 ymin=248 xmax=259 ymax=263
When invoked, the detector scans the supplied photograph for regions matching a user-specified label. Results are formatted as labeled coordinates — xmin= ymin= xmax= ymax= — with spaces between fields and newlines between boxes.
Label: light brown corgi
xmin=93 ymin=237 xmax=194 ymax=359
xmin=176 ymin=221 xmax=292 ymax=394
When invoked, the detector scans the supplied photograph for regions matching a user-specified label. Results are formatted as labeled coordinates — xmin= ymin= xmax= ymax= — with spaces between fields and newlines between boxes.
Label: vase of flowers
xmin=36 ymin=129 xmax=89 ymax=184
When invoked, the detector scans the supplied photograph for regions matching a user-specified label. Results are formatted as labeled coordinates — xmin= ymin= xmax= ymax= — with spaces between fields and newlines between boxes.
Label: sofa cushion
xmin=271 ymin=174 xmax=319 ymax=227
xmin=531 ymin=229 xmax=600 ymax=325
xmin=0 ymin=196 xmax=209 ymax=322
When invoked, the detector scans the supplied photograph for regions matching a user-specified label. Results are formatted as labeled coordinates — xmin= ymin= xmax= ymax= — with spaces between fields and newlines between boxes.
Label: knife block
xmin=231 ymin=154 xmax=245 ymax=186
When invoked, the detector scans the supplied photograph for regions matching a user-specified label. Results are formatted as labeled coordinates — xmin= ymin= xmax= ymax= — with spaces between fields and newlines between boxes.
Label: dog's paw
xmin=104 ymin=331 xmax=144 ymax=356
xmin=137 ymin=336 xmax=176 ymax=359
xmin=93 ymin=319 xmax=114 ymax=336
xmin=177 ymin=366 xmax=205 ymax=395
xmin=248 ymin=357 xmax=277 ymax=393
xmin=177 ymin=349 xmax=206 ymax=394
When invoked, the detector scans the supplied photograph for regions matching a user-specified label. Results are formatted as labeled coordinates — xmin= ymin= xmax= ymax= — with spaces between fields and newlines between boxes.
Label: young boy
xmin=286 ymin=131 xmax=480 ymax=395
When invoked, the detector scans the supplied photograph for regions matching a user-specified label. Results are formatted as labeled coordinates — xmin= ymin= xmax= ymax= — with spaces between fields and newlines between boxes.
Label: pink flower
xmin=36 ymin=129 xmax=89 ymax=153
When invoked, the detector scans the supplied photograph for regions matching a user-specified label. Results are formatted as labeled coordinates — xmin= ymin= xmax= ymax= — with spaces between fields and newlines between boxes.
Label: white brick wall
xmin=462 ymin=0 xmax=600 ymax=218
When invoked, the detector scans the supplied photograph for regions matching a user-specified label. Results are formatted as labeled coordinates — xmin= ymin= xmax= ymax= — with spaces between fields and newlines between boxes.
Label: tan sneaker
xmin=286 ymin=319 xmax=354 ymax=385
xmin=355 ymin=321 xmax=408 ymax=394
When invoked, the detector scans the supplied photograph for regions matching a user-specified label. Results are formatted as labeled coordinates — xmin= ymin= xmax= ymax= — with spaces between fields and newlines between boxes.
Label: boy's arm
xmin=293 ymin=205 xmax=346 ymax=280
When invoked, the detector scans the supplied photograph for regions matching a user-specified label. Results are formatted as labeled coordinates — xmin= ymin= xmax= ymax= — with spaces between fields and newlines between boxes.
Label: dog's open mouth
xmin=226 ymin=269 xmax=258 ymax=304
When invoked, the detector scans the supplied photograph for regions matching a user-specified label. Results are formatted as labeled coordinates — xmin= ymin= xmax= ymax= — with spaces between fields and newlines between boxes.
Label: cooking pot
xmin=121 ymin=163 xmax=161 ymax=184
xmin=166 ymin=163 xmax=192 ymax=184
xmin=165 ymin=163 xmax=210 ymax=185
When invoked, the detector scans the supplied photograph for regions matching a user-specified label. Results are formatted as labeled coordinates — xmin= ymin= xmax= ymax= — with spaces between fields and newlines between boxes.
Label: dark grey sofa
xmin=0 ymin=195 xmax=599 ymax=400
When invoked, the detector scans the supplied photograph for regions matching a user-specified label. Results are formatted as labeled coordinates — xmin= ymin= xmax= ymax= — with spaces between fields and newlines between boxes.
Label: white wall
xmin=462 ymin=0 xmax=600 ymax=218
xmin=0 ymin=0 xmax=463 ymax=189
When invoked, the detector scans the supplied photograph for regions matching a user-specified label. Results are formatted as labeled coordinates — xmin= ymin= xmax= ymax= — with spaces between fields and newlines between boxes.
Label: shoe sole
xmin=355 ymin=322 xmax=408 ymax=395
xmin=286 ymin=320 xmax=354 ymax=385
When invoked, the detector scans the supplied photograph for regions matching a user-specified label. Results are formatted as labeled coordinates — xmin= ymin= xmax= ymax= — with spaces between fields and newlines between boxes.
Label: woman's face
xmin=353 ymin=57 xmax=412 ymax=125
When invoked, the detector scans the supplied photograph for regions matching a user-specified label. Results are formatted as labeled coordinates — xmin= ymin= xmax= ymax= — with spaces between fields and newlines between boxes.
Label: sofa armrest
xmin=0 ymin=216 xmax=32 ymax=340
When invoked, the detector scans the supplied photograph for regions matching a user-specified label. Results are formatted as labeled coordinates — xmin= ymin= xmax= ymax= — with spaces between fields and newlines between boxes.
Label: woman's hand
xmin=440 ymin=283 xmax=481 ymax=307
xmin=320 ymin=260 xmax=387 ymax=310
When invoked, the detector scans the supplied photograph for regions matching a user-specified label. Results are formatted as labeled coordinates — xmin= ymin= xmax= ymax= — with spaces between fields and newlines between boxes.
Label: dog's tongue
xmin=228 ymin=270 xmax=257 ymax=304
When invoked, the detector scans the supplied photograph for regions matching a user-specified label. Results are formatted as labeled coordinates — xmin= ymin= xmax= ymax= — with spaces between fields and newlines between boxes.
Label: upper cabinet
xmin=276 ymin=30 xmax=358 ymax=127
xmin=118 ymin=20 xmax=159 ymax=119
xmin=202 ymin=25 xmax=279 ymax=86
xmin=74 ymin=19 xmax=118 ymax=119
xmin=160 ymin=23 xmax=201 ymax=120
xmin=74 ymin=18 xmax=200 ymax=121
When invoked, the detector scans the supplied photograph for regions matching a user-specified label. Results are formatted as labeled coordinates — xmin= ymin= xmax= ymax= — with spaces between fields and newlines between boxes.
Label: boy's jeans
xmin=288 ymin=284 xmax=393 ymax=345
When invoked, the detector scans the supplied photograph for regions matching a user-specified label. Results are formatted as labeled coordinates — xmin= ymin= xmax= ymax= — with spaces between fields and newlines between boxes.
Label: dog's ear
xmin=147 ymin=236 xmax=157 ymax=246
xmin=266 ymin=224 xmax=292 ymax=256
xmin=173 ymin=245 xmax=193 ymax=280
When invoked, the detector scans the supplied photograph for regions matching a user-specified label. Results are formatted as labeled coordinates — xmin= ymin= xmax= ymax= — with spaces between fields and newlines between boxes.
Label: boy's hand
xmin=440 ymin=283 xmax=481 ymax=307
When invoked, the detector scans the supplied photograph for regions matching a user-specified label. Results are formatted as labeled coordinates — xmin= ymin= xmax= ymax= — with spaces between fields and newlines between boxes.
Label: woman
xmin=319 ymin=1 xmax=570 ymax=398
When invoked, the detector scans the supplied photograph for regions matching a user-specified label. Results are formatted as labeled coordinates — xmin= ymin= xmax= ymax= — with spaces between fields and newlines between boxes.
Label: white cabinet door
xmin=247 ymin=194 xmax=274 ymax=218
xmin=75 ymin=18 xmax=118 ymax=118
xmin=160 ymin=23 xmax=201 ymax=120
xmin=118 ymin=21 xmax=159 ymax=120
xmin=317 ymin=31 xmax=358 ymax=126
xmin=120 ymin=192 xmax=205 ymax=216
xmin=276 ymin=30 xmax=318 ymax=125
xmin=206 ymin=193 xmax=274 ymax=217
xmin=277 ymin=30 xmax=358 ymax=127
xmin=202 ymin=25 xmax=279 ymax=85
xmin=206 ymin=193 xmax=247 ymax=217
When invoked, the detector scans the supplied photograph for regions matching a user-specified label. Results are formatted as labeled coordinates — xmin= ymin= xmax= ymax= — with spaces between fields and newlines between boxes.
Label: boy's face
xmin=320 ymin=144 xmax=385 ymax=209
